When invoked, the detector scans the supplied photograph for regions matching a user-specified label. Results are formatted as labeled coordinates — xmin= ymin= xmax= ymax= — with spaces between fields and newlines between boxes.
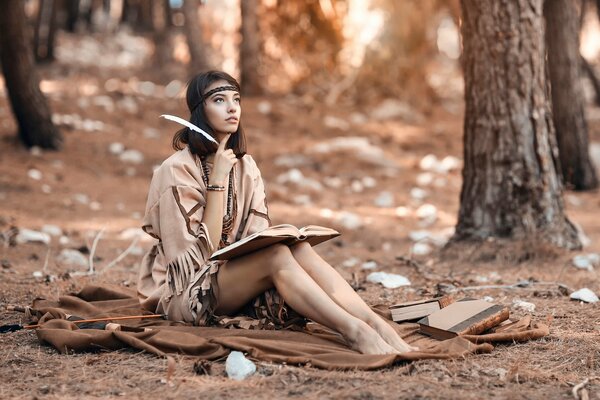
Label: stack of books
xmin=390 ymin=297 xmax=510 ymax=340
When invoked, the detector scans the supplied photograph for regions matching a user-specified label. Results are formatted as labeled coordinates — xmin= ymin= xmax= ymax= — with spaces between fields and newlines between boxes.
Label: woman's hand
xmin=209 ymin=134 xmax=238 ymax=185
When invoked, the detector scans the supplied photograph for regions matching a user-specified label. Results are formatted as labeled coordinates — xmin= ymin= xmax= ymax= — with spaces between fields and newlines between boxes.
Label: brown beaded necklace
xmin=200 ymin=156 xmax=237 ymax=249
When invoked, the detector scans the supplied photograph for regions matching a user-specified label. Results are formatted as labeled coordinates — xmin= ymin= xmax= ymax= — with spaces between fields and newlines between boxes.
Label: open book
xmin=209 ymin=224 xmax=340 ymax=261
xmin=389 ymin=296 xmax=454 ymax=323
xmin=418 ymin=298 xmax=510 ymax=340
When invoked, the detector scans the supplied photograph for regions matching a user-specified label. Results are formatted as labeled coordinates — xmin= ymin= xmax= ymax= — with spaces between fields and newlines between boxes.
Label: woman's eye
xmin=234 ymin=98 xmax=241 ymax=103
xmin=214 ymin=98 xmax=224 ymax=103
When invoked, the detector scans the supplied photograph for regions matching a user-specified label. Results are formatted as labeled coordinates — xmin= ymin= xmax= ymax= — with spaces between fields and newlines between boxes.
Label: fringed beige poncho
xmin=137 ymin=147 xmax=270 ymax=324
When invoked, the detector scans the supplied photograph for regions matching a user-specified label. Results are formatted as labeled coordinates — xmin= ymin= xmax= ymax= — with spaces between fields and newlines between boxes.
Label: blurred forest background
xmin=0 ymin=0 xmax=599 ymax=398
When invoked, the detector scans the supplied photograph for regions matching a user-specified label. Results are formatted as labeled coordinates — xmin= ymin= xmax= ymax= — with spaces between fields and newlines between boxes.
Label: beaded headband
xmin=191 ymin=85 xmax=239 ymax=112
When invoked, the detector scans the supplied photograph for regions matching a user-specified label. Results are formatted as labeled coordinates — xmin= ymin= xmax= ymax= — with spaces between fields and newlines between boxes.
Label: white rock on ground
xmin=225 ymin=351 xmax=256 ymax=381
xmin=323 ymin=115 xmax=350 ymax=131
xmin=274 ymin=154 xmax=312 ymax=168
xmin=57 ymin=249 xmax=88 ymax=269
xmin=572 ymin=254 xmax=599 ymax=271
xmin=335 ymin=211 xmax=363 ymax=230
xmin=512 ymin=299 xmax=536 ymax=312
xmin=410 ymin=187 xmax=428 ymax=201
xmin=41 ymin=224 xmax=62 ymax=237
xmin=28 ymin=169 xmax=43 ymax=181
xmin=366 ymin=272 xmax=411 ymax=289
xmin=361 ymin=261 xmax=378 ymax=270
xmin=109 ymin=142 xmax=125 ymax=155
xmin=374 ymin=191 xmax=394 ymax=207
xmin=119 ymin=149 xmax=144 ymax=164
xmin=15 ymin=229 xmax=51 ymax=245
xmin=395 ymin=206 xmax=411 ymax=218
xmin=569 ymin=288 xmax=599 ymax=303
xmin=342 ymin=257 xmax=360 ymax=268
xmin=412 ymin=242 xmax=432 ymax=256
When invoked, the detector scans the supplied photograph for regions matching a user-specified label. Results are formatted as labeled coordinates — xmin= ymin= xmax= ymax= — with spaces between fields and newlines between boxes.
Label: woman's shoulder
xmin=240 ymin=154 xmax=263 ymax=176
xmin=152 ymin=147 xmax=202 ymax=188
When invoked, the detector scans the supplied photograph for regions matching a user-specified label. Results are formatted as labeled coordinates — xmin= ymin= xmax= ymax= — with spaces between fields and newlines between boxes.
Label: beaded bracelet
xmin=206 ymin=184 xmax=226 ymax=191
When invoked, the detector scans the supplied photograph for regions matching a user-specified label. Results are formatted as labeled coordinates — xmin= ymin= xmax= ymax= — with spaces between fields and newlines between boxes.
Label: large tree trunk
xmin=240 ymin=0 xmax=262 ymax=95
xmin=0 ymin=0 xmax=62 ymax=149
xmin=182 ymin=0 xmax=211 ymax=73
xmin=454 ymin=0 xmax=579 ymax=250
xmin=545 ymin=0 xmax=598 ymax=191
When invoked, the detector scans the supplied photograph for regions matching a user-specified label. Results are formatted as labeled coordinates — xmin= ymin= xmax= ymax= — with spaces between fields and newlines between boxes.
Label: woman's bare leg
xmin=289 ymin=242 xmax=418 ymax=353
xmin=214 ymin=244 xmax=399 ymax=355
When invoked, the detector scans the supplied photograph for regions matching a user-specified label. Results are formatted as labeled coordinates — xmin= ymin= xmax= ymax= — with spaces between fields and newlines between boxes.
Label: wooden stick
xmin=23 ymin=314 xmax=165 ymax=329
xmin=572 ymin=378 xmax=589 ymax=400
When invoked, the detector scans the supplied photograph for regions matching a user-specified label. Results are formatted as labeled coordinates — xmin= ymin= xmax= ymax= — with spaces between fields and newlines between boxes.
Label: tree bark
xmin=0 ymin=0 xmax=62 ymax=149
xmin=545 ymin=0 xmax=598 ymax=190
xmin=152 ymin=0 xmax=172 ymax=67
xmin=182 ymin=0 xmax=211 ymax=73
xmin=455 ymin=0 xmax=580 ymax=249
xmin=240 ymin=0 xmax=262 ymax=95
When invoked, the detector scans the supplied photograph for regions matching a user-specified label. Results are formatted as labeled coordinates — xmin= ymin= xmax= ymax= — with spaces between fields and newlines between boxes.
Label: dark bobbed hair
xmin=172 ymin=71 xmax=246 ymax=158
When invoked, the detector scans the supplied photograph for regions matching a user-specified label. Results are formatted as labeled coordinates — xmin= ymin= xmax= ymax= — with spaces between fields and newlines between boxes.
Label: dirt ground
xmin=0 ymin=33 xmax=599 ymax=399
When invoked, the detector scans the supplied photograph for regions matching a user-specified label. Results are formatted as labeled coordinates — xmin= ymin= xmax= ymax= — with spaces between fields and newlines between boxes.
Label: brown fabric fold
xmin=28 ymin=285 xmax=549 ymax=370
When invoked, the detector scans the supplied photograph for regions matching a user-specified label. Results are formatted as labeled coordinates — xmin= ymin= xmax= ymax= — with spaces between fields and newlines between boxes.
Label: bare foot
xmin=345 ymin=320 xmax=399 ymax=355
xmin=369 ymin=318 xmax=419 ymax=353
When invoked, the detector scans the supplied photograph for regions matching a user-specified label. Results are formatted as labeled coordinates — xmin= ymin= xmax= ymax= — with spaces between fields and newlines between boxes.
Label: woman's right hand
xmin=209 ymin=133 xmax=238 ymax=185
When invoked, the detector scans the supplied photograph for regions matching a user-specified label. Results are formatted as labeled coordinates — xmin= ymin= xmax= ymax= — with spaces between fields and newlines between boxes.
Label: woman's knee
xmin=262 ymin=243 xmax=294 ymax=273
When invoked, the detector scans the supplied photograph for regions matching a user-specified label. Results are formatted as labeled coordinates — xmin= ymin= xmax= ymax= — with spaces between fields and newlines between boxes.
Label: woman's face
xmin=202 ymin=79 xmax=241 ymax=137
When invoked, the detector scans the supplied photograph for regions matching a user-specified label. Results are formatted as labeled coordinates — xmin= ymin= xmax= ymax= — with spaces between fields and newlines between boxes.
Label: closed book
xmin=389 ymin=297 xmax=454 ymax=323
xmin=209 ymin=224 xmax=340 ymax=261
xmin=418 ymin=298 xmax=510 ymax=340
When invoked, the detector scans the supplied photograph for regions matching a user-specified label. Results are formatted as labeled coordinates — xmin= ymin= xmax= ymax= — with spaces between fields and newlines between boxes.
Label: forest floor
xmin=0 ymin=33 xmax=599 ymax=399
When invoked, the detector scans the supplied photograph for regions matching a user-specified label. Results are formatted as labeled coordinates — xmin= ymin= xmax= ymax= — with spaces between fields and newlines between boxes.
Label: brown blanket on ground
xmin=25 ymin=284 xmax=549 ymax=370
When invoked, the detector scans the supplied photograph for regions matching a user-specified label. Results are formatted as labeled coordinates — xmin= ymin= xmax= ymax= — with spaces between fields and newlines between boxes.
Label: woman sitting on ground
xmin=137 ymin=70 xmax=417 ymax=355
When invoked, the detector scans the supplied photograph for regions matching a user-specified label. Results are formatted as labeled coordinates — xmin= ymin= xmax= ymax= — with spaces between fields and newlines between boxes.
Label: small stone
xmin=89 ymin=201 xmax=102 ymax=211
xmin=569 ymin=288 xmax=599 ymax=303
xmin=410 ymin=187 xmax=428 ymax=201
xmin=350 ymin=180 xmax=364 ymax=193
xmin=109 ymin=142 xmax=125 ymax=155
xmin=361 ymin=176 xmax=377 ymax=188
xmin=572 ymin=254 xmax=599 ymax=271
xmin=366 ymin=272 xmax=411 ymax=289
xmin=41 ymin=184 xmax=52 ymax=194
xmin=274 ymin=154 xmax=312 ymax=168
xmin=512 ymin=299 xmax=536 ymax=312
xmin=374 ymin=191 xmax=394 ymax=207
xmin=349 ymin=112 xmax=367 ymax=125
xmin=439 ymin=156 xmax=461 ymax=172
xmin=57 ymin=249 xmax=88 ymax=268
xmin=30 ymin=146 xmax=42 ymax=156
xmin=336 ymin=212 xmax=363 ymax=230
xmin=143 ymin=128 xmax=160 ymax=139
xmin=41 ymin=224 xmax=62 ymax=237
xmin=225 ymin=351 xmax=256 ymax=381
xmin=361 ymin=260 xmax=378 ymax=270
xmin=28 ymin=169 xmax=43 ymax=181
xmin=483 ymin=296 xmax=495 ymax=302
xmin=59 ymin=236 xmax=70 ymax=246
xmin=412 ymin=242 xmax=432 ymax=255
xmin=73 ymin=193 xmax=89 ymax=205
xmin=416 ymin=172 xmax=434 ymax=186
xmin=15 ymin=229 xmax=51 ymax=245
xmin=32 ymin=271 xmax=44 ymax=278
xmin=119 ymin=149 xmax=144 ymax=164
xmin=342 ymin=257 xmax=360 ymax=268
xmin=323 ymin=176 xmax=343 ymax=189
xmin=416 ymin=204 xmax=438 ymax=226
xmin=419 ymin=154 xmax=439 ymax=171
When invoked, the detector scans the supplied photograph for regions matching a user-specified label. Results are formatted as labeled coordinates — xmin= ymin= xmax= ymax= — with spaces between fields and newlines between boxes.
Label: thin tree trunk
xmin=0 ymin=0 xmax=62 ymax=149
xmin=454 ymin=0 xmax=579 ymax=249
xmin=152 ymin=0 xmax=172 ymax=67
xmin=545 ymin=0 xmax=598 ymax=190
xmin=182 ymin=0 xmax=211 ymax=73
xmin=240 ymin=0 xmax=262 ymax=95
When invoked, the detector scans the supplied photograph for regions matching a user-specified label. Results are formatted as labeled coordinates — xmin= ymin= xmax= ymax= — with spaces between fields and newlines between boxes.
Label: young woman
xmin=137 ymin=71 xmax=417 ymax=355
